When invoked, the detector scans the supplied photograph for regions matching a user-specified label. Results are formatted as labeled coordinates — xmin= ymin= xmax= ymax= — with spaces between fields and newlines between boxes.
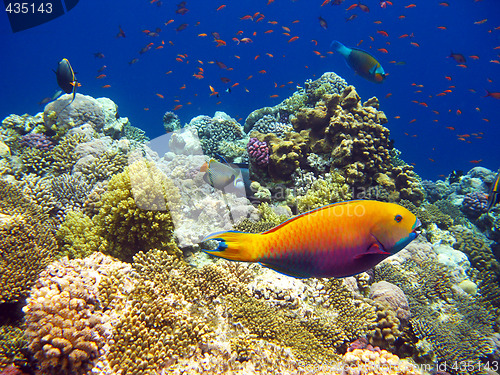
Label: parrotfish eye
xmin=394 ymin=214 xmax=403 ymax=223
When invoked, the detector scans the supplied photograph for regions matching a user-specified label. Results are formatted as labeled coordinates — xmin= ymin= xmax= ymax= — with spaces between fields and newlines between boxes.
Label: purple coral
xmin=247 ymin=137 xmax=269 ymax=167
xmin=462 ymin=192 xmax=488 ymax=215
xmin=19 ymin=133 xmax=54 ymax=151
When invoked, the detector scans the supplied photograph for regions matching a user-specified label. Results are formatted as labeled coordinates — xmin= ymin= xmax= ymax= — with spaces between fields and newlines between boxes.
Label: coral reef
xmin=250 ymin=114 xmax=293 ymax=138
xmin=292 ymin=171 xmax=352 ymax=213
xmin=0 ymin=326 xmax=28 ymax=371
xmin=23 ymin=256 xmax=110 ymax=374
xmin=399 ymin=200 xmax=454 ymax=229
xmin=0 ymin=180 xmax=57 ymax=304
xmin=163 ymin=111 xmax=182 ymax=133
xmin=188 ymin=112 xmax=246 ymax=158
xmin=462 ymin=191 xmax=489 ymax=217
xmin=374 ymin=239 xmax=497 ymax=372
xmin=247 ymin=137 xmax=269 ymax=167
xmin=19 ymin=133 xmax=54 ymax=151
xmin=303 ymin=72 xmax=348 ymax=104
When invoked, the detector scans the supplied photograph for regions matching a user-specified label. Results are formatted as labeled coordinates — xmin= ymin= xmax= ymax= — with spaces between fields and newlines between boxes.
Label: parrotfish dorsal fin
xmin=261 ymin=200 xmax=366 ymax=235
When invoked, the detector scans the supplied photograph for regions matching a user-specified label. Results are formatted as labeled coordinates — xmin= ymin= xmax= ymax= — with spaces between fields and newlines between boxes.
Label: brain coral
xmin=0 ymin=180 xmax=57 ymax=304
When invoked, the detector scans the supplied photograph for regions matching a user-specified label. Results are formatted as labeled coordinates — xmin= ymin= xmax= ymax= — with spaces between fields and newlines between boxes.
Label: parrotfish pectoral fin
xmin=354 ymin=243 xmax=390 ymax=260
xmin=330 ymin=40 xmax=351 ymax=58
xmin=202 ymin=231 xmax=259 ymax=262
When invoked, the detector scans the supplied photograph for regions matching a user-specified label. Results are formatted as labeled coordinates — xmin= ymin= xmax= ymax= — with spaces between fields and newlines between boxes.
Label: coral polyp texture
xmin=0 ymin=179 xmax=57 ymax=304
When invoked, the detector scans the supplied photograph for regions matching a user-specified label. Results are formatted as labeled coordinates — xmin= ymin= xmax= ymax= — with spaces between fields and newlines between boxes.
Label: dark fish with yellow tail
xmin=331 ymin=40 xmax=386 ymax=83
xmin=202 ymin=200 xmax=421 ymax=278
xmin=487 ymin=170 xmax=500 ymax=212
xmin=53 ymin=58 xmax=79 ymax=106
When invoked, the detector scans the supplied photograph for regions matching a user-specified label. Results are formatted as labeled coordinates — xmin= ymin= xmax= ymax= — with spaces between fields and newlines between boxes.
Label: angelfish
xmin=331 ymin=40 xmax=386 ymax=83
xmin=202 ymin=200 xmax=421 ymax=278
xmin=54 ymin=58 xmax=79 ymax=106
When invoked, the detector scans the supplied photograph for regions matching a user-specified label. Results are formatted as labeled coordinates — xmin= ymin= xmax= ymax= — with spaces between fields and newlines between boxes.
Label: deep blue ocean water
xmin=1 ymin=0 xmax=499 ymax=180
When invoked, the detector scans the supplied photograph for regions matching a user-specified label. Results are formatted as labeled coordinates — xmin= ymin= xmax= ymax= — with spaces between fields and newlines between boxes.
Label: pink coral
xmin=247 ymin=137 xmax=269 ymax=167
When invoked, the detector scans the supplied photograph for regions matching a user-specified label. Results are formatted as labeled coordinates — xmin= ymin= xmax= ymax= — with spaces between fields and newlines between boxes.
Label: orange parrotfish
xmin=331 ymin=40 xmax=386 ymax=83
xmin=202 ymin=200 xmax=421 ymax=278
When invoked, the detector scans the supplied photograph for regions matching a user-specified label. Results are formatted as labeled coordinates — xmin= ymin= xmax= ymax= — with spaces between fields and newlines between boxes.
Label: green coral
xmin=0 ymin=179 xmax=56 ymax=303
xmin=0 ymin=325 xmax=28 ymax=371
xmin=234 ymin=202 xmax=290 ymax=233
xmin=56 ymin=211 xmax=100 ymax=259
xmin=92 ymin=160 xmax=181 ymax=261
xmin=293 ymin=171 xmax=352 ymax=213
xmin=57 ymin=160 xmax=182 ymax=262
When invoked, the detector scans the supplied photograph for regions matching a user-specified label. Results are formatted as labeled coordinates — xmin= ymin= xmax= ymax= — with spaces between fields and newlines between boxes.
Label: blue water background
xmin=1 ymin=0 xmax=499 ymax=180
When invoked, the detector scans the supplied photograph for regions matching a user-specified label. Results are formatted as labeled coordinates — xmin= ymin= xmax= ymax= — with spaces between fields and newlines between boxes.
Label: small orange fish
xmin=96 ymin=74 xmax=106 ymax=79
xmin=346 ymin=4 xmax=358 ymax=11
xmin=469 ymin=160 xmax=483 ymax=163
xmin=282 ymin=26 xmax=291 ymax=32
xmin=446 ymin=126 xmax=455 ymax=130
xmin=385 ymin=93 xmax=392 ymax=98
xmin=377 ymin=30 xmax=389 ymax=37
xmin=288 ymin=36 xmax=299 ymax=43
xmin=173 ymin=104 xmax=183 ymax=110
xmin=405 ymin=4 xmax=416 ymax=8
xmin=474 ymin=19 xmax=487 ymax=24
xmin=258 ymin=70 xmax=267 ymax=74
xmin=437 ymin=26 xmax=447 ymax=30
xmin=240 ymin=15 xmax=253 ymax=20
xmin=265 ymin=29 xmax=274 ymax=33
xmin=378 ymin=48 xmax=388 ymax=53
xmin=445 ymin=76 xmax=452 ymax=80
xmin=469 ymin=55 xmax=479 ymax=60
xmin=410 ymin=42 xmax=420 ymax=47
xmin=409 ymin=119 xmax=416 ymax=124
xmin=270 ymin=94 xmax=279 ymax=98
xmin=216 ymin=4 xmax=226 ymax=11
xmin=399 ymin=34 xmax=409 ymax=38
xmin=231 ymin=82 xmax=240 ymax=87
xmin=101 ymin=84 xmax=111 ymax=88
xmin=156 ymin=93 xmax=164 ymax=98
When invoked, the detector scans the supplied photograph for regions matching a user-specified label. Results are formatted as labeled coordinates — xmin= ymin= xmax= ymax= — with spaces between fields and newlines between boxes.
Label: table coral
xmin=0 ymin=180 xmax=57 ymax=304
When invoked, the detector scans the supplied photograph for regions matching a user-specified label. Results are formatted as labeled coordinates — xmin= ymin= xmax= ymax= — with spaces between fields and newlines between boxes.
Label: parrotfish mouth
xmin=412 ymin=218 xmax=422 ymax=237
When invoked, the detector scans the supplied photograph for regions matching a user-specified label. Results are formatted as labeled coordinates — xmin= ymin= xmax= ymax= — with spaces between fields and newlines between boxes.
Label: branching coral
xmin=23 ymin=256 xmax=110 ymax=375
xmin=0 ymin=180 xmax=57 ymax=303
xmin=293 ymin=171 xmax=352 ymax=213
xmin=92 ymin=160 xmax=181 ymax=261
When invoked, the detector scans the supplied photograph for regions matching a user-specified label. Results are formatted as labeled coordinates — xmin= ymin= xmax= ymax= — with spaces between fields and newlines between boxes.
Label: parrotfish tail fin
xmin=202 ymin=231 xmax=260 ymax=262
xmin=330 ymin=40 xmax=350 ymax=58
